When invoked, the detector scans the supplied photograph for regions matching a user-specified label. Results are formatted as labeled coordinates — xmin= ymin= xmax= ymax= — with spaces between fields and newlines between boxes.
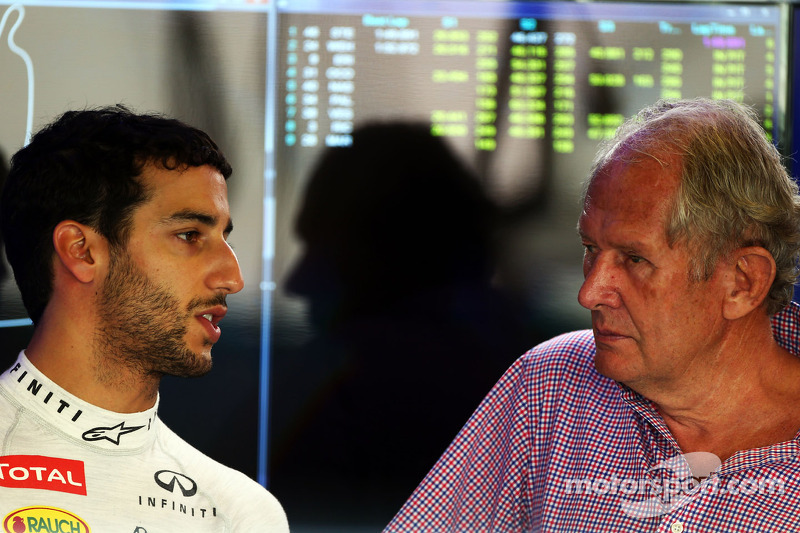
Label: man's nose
xmin=578 ymin=254 xmax=621 ymax=310
xmin=210 ymin=240 xmax=245 ymax=294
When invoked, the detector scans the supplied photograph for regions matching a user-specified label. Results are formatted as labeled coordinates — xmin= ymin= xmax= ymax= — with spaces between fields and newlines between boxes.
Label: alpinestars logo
xmin=82 ymin=422 xmax=144 ymax=445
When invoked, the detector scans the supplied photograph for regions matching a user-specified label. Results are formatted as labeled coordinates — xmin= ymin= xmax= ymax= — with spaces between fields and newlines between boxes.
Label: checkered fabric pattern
xmin=384 ymin=302 xmax=800 ymax=532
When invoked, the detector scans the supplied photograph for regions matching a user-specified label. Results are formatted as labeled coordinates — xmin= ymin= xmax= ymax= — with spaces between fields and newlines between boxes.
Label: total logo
xmin=3 ymin=507 xmax=90 ymax=533
xmin=0 ymin=456 xmax=86 ymax=496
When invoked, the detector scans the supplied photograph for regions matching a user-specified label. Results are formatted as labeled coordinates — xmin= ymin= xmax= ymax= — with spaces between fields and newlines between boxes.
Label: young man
xmin=0 ymin=106 xmax=288 ymax=531
xmin=386 ymin=98 xmax=800 ymax=531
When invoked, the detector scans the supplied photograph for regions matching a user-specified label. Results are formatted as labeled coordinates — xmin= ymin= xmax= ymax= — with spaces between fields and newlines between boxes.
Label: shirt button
xmin=670 ymin=522 xmax=685 ymax=533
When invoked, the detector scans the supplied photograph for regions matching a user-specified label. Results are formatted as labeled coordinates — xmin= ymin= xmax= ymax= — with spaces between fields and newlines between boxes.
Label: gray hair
xmin=585 ymin=98 xmax=800 ymax=315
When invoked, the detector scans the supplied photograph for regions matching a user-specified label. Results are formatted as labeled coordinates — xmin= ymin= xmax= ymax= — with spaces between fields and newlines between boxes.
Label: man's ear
xmin=722 ymin=246 xmax=776 ymax=320
xmin=52 ymin=221 xmax=107 ymax=283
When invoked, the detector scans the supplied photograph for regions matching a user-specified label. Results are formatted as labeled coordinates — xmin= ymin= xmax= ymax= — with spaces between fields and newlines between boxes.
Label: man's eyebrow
xmin=576 ymin=225 xmax=651 ymax=253
xmin=161 ymin=209 xmax=234 ymax=234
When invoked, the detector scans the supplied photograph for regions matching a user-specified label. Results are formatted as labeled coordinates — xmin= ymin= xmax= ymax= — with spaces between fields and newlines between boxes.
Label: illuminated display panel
xmin=268 ymin=1 xmax=785 ymax=347
xmin=274 ymin=1 xmax=782 ymax=152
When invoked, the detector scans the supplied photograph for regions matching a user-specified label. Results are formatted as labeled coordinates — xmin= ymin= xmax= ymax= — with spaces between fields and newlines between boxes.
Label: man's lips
xmin=593 ymin=326 xmax=631 ymax=344
xmin=591 ymin=313 xmax=629 ymax=339
xmin=195 ymin=305 xmax=227 ymax=343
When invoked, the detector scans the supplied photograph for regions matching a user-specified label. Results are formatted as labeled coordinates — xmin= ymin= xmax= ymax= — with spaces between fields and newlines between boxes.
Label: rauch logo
xmin=2 ymin=507 xmax=90 ymax=533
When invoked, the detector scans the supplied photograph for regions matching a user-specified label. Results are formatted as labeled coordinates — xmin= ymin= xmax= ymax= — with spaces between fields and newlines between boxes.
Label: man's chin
xmin=593 ymin=349 xmax=638 ymax=383
xmin=172 ymin=360 xmax=213 ymax=378
xmin=161 ymin=346 xmax=213 ymax=378
xmin=189 ymin=349 xmax=214 ymax=377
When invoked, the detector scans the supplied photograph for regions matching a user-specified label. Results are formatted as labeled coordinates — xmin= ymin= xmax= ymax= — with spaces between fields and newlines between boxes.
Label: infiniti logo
xmin=154 ymin=470 xmax=197 ymax=497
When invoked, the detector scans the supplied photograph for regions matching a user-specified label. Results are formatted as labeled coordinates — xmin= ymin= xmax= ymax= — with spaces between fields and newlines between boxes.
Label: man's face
xmin=95 ymin=164 xmax=244 ymax=377
xmin=577 ymin=154 xmax=728 ymax=394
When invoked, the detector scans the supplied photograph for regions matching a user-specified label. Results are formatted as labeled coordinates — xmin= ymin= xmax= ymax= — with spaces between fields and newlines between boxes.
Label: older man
xmin=385 ymin=98 xmax=800 ymax=531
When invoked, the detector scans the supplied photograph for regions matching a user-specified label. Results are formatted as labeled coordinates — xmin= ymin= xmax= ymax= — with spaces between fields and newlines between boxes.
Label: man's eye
xmin=628 ymin=255 xmax=644 ymax=264
xmin=583 ymin=244 xmax=597 ymax=254
xmin=177 ymin=231 xmax=200 ymax=242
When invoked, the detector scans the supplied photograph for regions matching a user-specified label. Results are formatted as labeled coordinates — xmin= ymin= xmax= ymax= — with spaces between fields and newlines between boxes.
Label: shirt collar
xmin=770 ymin=300 xmax=800 ymax=355
xmin=0 ymin=351 xmax=159 ymax=452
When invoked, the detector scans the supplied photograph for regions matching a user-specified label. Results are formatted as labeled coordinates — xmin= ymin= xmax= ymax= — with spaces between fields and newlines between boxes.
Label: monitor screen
xmin=0 ymin=0 xmax=788 ymax=530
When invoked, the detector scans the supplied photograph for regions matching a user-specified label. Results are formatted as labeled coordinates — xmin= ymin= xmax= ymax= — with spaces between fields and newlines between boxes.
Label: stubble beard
xmin=95 ymin=248 xmax=215 ymax=381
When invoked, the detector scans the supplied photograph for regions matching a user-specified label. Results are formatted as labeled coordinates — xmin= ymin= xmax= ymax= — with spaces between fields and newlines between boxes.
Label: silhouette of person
xmin=270 ymin=122 xmax=530 ymax=525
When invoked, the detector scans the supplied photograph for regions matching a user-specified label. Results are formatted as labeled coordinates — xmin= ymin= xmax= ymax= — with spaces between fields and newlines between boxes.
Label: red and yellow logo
xmin=3 ymin=507 xmax=90 ymax=533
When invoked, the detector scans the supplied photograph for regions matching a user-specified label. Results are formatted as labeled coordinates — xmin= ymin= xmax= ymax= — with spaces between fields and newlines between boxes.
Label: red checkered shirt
xmin=385 ymin=302 xmax=800 ymax=532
